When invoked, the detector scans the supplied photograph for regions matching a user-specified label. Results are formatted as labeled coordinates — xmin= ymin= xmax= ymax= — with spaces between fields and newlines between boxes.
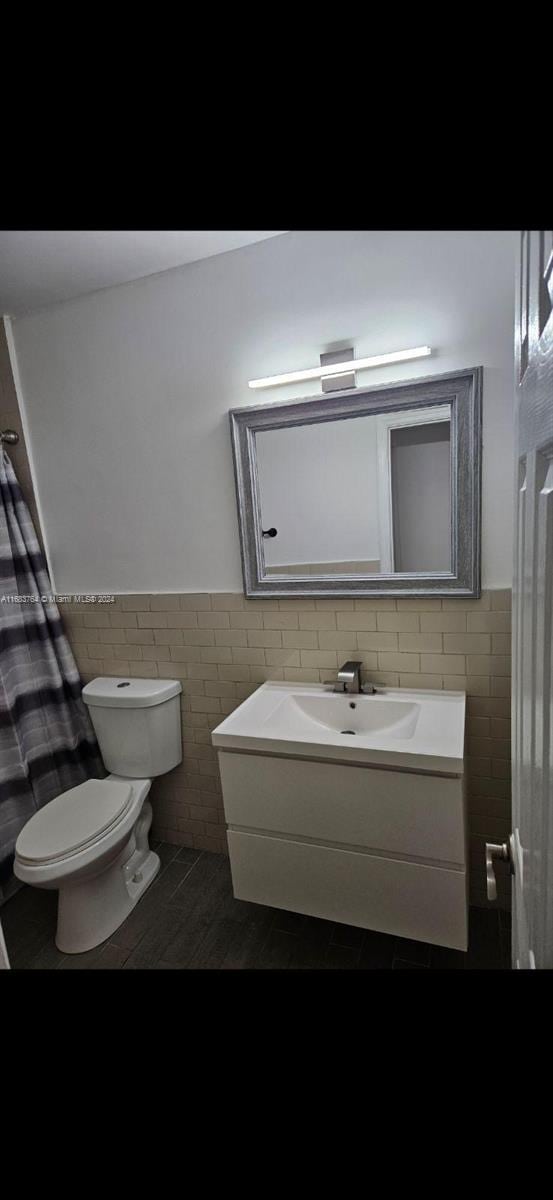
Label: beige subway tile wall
xmin=62 ymin=588 xmax=512 ymax=910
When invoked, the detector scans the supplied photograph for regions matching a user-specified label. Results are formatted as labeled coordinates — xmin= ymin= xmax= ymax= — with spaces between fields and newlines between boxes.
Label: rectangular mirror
xmin=230 ymin=366 xmax=481 ymax=598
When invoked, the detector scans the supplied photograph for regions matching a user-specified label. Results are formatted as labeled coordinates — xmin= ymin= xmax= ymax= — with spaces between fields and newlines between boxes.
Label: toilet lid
xmin=15 ymin=778 xmax=133 ymax=864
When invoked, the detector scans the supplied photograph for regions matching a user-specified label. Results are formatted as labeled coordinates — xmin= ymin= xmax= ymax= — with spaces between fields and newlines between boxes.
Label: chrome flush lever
xmin=485 ymin=837 xmax=515 ymax=901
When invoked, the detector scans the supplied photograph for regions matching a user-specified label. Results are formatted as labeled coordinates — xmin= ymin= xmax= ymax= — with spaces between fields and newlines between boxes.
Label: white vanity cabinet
xmin=212 ymin=683 xmax=468 ymax=952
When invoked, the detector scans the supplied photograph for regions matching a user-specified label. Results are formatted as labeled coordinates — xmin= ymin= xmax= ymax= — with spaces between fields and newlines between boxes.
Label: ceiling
xmin=0 ymin=230 xmax=287 ymax=317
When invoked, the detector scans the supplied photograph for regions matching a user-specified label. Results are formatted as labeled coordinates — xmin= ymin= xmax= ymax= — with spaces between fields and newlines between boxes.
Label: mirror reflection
xmin=256 ymin=405 xmax=451 ymax=577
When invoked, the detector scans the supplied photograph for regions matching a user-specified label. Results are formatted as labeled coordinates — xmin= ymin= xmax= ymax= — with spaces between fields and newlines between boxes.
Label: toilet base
xmin=56 ymin=842 xmax=160 ymax=955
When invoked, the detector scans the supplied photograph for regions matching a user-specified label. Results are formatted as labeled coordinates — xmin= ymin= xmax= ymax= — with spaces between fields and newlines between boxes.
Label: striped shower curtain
xmin=0 ymin=449 xmax=103 ymax=885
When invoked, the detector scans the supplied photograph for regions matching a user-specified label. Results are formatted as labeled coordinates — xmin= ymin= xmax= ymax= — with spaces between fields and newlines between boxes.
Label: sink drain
xmin=341 ymin=729 xmax=356 ymax=735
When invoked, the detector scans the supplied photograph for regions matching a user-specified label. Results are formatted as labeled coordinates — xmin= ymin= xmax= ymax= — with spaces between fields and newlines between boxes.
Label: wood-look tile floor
xmin=1 ymin=843 xmax=512 ymax=970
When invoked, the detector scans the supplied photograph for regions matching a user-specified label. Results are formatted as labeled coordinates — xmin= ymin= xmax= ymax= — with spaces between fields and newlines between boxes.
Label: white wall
xmin=256 ymin=418 xmax=380 ymax=567
xmin=9 ymin=230 xmax=517 ymax=592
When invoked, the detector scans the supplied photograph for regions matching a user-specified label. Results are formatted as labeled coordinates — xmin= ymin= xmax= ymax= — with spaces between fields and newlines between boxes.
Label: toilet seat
xmin=15 ymin=778 xmax=134 ymax=865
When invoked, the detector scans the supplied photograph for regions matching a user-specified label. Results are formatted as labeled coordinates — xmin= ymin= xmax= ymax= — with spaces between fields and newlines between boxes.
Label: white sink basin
xmin=285 ymin=693 xmax=420 ymax=739
xmin=212 ymin=682 xmax=466 ymax=774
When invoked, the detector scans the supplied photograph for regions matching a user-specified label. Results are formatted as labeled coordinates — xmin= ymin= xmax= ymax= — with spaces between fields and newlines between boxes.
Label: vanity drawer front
xmin=219 ymin=752 xmax=465 ymax=865
xmin=228 ymin=830 xmax=468 ymax=951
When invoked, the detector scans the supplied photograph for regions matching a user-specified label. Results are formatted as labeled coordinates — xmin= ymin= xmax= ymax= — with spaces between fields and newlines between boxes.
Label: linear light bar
xmin=248 ymin=345 xmax=432 ymax=390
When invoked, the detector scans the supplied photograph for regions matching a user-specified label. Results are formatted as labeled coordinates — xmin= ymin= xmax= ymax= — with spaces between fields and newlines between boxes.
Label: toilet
xmin=14 ymin=676 xmax=182 ymax=954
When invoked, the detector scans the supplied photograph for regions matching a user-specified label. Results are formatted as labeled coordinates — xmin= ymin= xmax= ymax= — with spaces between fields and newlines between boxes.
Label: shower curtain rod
xmin=0 ymin=430 xmax=19 ymax=445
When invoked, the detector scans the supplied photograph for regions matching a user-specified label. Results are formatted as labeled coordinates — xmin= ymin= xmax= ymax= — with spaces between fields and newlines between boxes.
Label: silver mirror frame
xmin=229 ymin=365 xmax=482 ymax=598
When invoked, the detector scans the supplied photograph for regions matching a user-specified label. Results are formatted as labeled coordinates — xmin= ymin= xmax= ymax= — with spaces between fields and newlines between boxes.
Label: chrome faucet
xmin=326 ymin=660 xmax=377 ymax=695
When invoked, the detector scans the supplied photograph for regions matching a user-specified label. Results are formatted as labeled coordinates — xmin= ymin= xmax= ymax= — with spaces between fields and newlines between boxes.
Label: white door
xmin=375 ymin=405 xmax=451 ymax=572
xmin=0 ymin=918 xmax=10 ymax=969
xmin=507 ymin=231 xmax=553 ymax=968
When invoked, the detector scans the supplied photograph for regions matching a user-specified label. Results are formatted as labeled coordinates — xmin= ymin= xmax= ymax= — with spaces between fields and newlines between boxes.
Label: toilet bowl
xmin=14 ymin=676 xmax=182 ymax=954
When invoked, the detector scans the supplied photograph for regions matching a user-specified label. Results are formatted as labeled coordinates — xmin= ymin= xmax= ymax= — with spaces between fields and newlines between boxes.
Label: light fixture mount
xmin=320 ymin=348 xmax=356 ymax=393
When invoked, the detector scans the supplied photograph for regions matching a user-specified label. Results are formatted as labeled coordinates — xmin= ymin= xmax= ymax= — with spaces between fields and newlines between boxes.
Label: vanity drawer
xmin=219 ymin=751 xmax=465 ymax=866
xmin=228 ymin=830 xmax=468 ymax=951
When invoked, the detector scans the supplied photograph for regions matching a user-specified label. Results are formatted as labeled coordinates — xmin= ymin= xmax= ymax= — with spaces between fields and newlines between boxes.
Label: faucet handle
xmin=323 ymin=679 xmax=346 ymax=692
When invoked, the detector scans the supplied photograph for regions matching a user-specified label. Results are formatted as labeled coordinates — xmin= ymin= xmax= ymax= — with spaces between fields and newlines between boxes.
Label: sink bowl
xmin=285 ymin=693 xmax=420 ymax=739
xmin=212 ymin=682 xmax=466 ymax=774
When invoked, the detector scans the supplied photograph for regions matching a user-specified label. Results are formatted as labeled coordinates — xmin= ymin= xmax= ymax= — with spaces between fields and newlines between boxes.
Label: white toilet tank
xmin=82 ymin=677 xmax=182 ymax=778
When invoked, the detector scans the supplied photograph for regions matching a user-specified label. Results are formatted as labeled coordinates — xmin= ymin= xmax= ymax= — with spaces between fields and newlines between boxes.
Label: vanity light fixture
xmin=248 ymin=345 xmax=432 ymax=390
